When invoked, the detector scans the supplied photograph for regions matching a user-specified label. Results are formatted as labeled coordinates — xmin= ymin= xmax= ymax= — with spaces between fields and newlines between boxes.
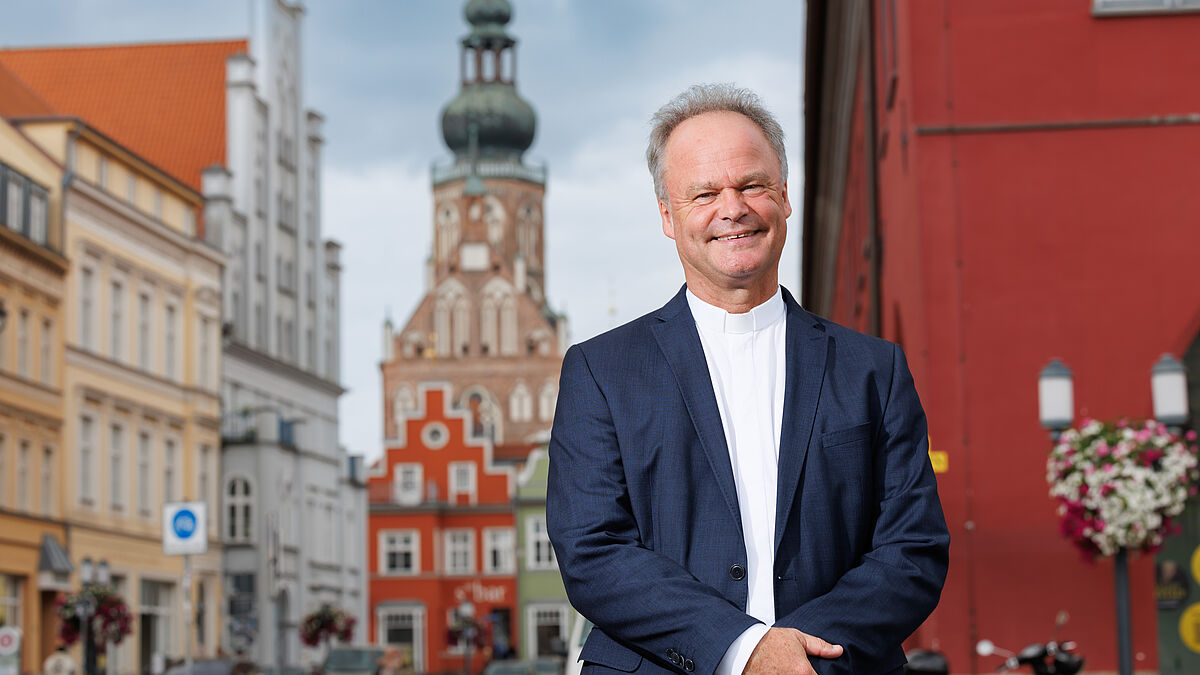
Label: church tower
xmin=381 ymin=0 xmax=566 ymax=456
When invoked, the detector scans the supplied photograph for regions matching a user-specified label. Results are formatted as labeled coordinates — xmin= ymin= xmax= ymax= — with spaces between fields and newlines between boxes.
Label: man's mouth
xmin=714 ymin=231 xmax=757 ymax=241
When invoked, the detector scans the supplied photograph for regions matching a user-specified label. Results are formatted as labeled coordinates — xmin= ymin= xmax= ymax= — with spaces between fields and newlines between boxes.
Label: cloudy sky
xmin=1 ymin=0 xmax=806 ymax=462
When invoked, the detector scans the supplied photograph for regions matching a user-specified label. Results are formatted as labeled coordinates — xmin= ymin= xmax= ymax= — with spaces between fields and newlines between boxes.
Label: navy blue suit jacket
xmin=546 ymin=287 xmax=949 ymax=675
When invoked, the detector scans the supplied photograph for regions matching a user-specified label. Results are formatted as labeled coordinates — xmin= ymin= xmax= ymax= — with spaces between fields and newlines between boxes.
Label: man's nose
xmin=716 ymin=188 xmax=749 ymax=220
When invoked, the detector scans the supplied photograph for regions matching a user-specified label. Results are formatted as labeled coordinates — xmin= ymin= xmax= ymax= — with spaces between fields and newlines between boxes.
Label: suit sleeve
xmin=775 ymin=343 xmax=950 ymax=675
xmin=546 ymin=344 xmax=758 ymax=675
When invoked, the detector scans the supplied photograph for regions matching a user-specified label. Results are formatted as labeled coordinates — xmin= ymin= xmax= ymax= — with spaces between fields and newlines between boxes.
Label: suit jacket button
xmin=729 ymin=564 xmax=746 ymax=580
xmin=684 ymin=660 xmax=695 ymax=672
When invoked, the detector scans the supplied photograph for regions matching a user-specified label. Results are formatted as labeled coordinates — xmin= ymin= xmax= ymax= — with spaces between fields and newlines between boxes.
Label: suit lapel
xmin=650 ymin=288 xmax=743 ymax=534
xmin=775 ymin=289 xmax=829 ymax=554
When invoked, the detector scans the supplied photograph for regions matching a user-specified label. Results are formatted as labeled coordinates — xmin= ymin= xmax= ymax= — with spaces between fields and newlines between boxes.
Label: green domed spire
xmin=441 ymin=0 xmax=536 ymax=161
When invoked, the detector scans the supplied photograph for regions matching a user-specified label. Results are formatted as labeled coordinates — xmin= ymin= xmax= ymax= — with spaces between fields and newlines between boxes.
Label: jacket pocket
xmin=820 ymin=421 xmax=872 ymax=448
xmin=579 ymin=629 xmax=644 ymax=672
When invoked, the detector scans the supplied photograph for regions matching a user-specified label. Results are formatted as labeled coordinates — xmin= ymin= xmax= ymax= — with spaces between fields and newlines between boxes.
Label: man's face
xmin=658 ymin=111 xmax=790 ymax=308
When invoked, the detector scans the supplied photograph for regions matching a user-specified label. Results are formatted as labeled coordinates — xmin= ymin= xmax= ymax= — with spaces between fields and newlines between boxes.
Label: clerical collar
xmin=686 ymin=287 xmax=785 ymax=335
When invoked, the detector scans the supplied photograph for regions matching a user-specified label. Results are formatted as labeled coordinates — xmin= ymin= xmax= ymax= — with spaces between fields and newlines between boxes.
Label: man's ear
xmin=781 ymin=181 xmax=792 ymax=219
xmin=659 ymin=200 xmax=675 ymax=240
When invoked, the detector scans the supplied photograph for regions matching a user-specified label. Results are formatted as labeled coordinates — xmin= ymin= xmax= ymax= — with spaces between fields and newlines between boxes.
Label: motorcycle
xmin=975 ymin=611 xmax=1084 ymax=674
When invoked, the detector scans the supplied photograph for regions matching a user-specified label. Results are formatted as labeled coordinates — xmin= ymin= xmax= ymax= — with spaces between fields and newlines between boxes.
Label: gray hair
xmin=646 ymin=83 xmax=787 ymax=201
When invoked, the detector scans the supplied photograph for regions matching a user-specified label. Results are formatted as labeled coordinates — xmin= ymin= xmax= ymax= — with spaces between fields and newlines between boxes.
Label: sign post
xmin=164 ymin=502 xmax=207 ymax=675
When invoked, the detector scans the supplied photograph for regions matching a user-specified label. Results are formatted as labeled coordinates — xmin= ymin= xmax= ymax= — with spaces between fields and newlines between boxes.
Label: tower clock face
xmin=483 ymin=195 xmax=507 ymax=247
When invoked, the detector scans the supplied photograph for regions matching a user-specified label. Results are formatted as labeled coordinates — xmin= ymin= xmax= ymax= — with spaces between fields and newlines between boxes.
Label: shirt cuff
xmin=716 ymin=623 xmax=769 ymax=675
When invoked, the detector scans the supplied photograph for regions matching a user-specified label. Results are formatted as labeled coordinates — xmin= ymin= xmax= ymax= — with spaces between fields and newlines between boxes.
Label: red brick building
xmin=803 ymin=1 xmax=1200 ymax=672
xmin=368 ymin=384 xmax=518 ymax=674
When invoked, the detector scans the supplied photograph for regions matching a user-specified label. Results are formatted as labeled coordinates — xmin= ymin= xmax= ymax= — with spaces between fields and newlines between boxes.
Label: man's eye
xmin=742 ymin=184 xmax=765 ymax=193
xmin=694 ymin=192 xmax=717 ymax=202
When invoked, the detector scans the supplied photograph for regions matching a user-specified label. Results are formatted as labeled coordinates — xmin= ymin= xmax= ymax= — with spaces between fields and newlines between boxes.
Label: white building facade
xmin=204 ymin=0 xmax=366 ymax=668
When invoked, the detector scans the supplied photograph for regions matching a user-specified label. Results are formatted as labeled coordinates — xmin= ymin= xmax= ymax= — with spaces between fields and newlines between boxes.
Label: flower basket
xmin=300 ymin=606 xmax=356 ymax=647
xmin=1047 ymin=418 xmax=1200 ymax=560
xmin=56 ymin=587 xmax=133 ymax=651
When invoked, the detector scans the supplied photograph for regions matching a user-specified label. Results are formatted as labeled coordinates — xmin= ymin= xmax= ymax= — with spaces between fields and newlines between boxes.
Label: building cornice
xmin=223 ymin=339 xmax=346 ymax=395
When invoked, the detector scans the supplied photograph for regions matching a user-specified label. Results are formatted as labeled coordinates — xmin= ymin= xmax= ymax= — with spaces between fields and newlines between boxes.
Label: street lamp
xmin=1037 ymin=359 xmax=1074 ymax=440
xmin=77 ymin=557 xmax=110 ymax=675
xmin=1152 ymin=354 xmax=1190 ymax=429
xmin=1037 ymin=355 xmax=1192 ymax=675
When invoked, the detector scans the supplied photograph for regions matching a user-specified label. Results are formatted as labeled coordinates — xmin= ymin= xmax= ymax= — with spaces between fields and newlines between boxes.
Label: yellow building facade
xmin=0 ymin=113 xmax=72 ymax=675
xmin=13 ymin=118 xmax=227 ymax=675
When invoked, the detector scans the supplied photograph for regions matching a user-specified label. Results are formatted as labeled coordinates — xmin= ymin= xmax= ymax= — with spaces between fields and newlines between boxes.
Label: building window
xmin=28 ymin=188 xmax=46 ymax=246
xmin=40 ymin=318 xmax=52 ymax=384
xmin=509 ymin=381 xmax=533 ymax=423
xmin=199 ymin=317 xmax=211 ymax=387
xmin=1093 ymin=0 xmax=1200 ymax=14
xmin=527 ymin=604 xmax=569 ymax=658
xmin=138 ymin=432 xmax=151 ymax=515
xmin=483 ymin=527 xmax=515 ymax=575
xmin=16 ymin=440 xmax=29 ymax=511
xmin=80 ymin=267 xmax=95 ymax=350
xmin=500 ymin=295 xmax=517 ymax=355
xmin=16 ymin=309 xmax=29 ymax=378
xmin=110 ymin=280 xmax=124 ymax=361
xmin=165 ymin=304 xmax=177 ymax=379
xmin=41 ymin=446 xmax=53 ymax=517
xmin=138 ymin=293 xmax=151 ymax=371
xmin=110 ymin=424 xmax=125 ymax=511
xmin=6 ymin=171 xmax=25 ymax=230
xmin=449 ymin=462 xmax=476 ymax=505
xmin=444 ymin=529 xmax=474 ymax=575
xmin=526 ymin=515 xmax=556 ymax=571
xmin=377 ymin=606 xmax=425 ymax=674
xmin=538 ymin=382 xmax=556 ymax=422
xmin=79 ymin=415 xmax=95 ymax=505
xmin=226 ymin=477 xmax=253 ymax=542
xmin=393 ymin=464 xmax=422 ymax=505
xmin=380 ymin=530 xmax=419 ymax=575
xmin=153 ymin=189 xmax=163 ymax=220
xmin=97 ymin=156 xmax=108 ymax=189
xmin=164 ymin=438 xmax=177 ymax=503
xmin=126 ymin=173 xmax=137 ymax=202
xmin=199 ymin=445 xmax=212 ymax=530
xmin=0 ymin=574 xmax=21 ymax=630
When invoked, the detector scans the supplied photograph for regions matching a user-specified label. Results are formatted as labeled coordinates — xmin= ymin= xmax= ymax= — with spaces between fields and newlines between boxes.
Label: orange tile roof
xmin=0 ymin=40 xmax=248 ymax=193
xmin=0 ymin=62 xmax=56 ymax=118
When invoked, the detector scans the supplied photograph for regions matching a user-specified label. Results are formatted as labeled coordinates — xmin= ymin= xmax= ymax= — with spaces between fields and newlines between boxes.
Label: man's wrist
xmin=715 ymin=623 xmax=769 ymax=675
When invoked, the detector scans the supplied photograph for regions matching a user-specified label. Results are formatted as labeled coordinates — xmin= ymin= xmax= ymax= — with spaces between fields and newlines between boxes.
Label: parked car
xmin=323 ymin=647 xmax=387 ymax=675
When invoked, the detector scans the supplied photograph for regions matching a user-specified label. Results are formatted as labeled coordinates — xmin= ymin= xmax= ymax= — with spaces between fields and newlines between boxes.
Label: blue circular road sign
xmin=172 ymin=508 xmax=198 ymax=539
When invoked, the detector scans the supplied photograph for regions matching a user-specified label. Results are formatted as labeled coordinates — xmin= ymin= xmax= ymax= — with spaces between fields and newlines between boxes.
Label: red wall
xmin=824 ymin=2 xmax=1200 ymax=671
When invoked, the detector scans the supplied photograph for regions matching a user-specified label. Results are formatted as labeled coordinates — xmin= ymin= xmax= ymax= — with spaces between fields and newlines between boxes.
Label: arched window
xmin=434 ymin=299 xmax=451 ymax=357
xmin=480 ymin=297 xmax=498 ymax=356
xmin=459 ymin=387 xmax=503 ymax=443
xmin=453 ymin=296 xmax=471 ymax=356
xmin=510 ymin=381 xmax=533 ymax=423
xmin=225 ymin=477 xmax=253 ymax=543
xmin=539 ymin=382 xmax=557 ymax=422
xmin=500 ymin=296 xmax=518 ymax=356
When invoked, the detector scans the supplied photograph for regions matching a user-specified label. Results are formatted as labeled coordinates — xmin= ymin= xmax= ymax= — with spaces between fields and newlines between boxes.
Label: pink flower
xmin=1187 ymin=430 xmax=1197 ymax=441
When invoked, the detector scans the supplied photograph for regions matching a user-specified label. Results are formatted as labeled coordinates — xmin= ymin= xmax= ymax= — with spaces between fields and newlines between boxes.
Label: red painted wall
xmin=823 ymin=2 xmax=1200 ymax=671
xmin=367 ymin=385 xmax=518 ymax=674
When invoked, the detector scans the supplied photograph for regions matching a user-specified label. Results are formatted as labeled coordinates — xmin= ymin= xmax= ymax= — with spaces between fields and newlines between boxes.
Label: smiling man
xmin=546 ymin=84 xmax=949 ymax=675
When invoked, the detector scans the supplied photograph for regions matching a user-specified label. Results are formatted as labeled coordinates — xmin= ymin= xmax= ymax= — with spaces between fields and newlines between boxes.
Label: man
xmin=546 ymin=84 xmax=949 ymax=675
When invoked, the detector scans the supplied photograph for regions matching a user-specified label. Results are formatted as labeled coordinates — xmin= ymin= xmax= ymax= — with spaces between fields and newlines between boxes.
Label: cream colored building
xmin=12 ymin=117 xmax=227 ymax=674
xmin=0 ymin=98 xmax=72 ymax=675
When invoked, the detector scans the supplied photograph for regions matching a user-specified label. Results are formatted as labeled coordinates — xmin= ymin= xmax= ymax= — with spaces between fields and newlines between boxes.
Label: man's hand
xmin=742 ymin=627 xmax=843 ymax=675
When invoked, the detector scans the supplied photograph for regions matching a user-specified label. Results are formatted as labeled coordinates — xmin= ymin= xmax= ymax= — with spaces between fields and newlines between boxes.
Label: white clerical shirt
xmin=686 ymin=288 xmax=786 ymax=675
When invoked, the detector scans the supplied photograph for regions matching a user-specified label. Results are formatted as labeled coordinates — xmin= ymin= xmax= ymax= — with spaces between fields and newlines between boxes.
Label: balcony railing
xmin=430 ymin=159 xmax=547 ymax=186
